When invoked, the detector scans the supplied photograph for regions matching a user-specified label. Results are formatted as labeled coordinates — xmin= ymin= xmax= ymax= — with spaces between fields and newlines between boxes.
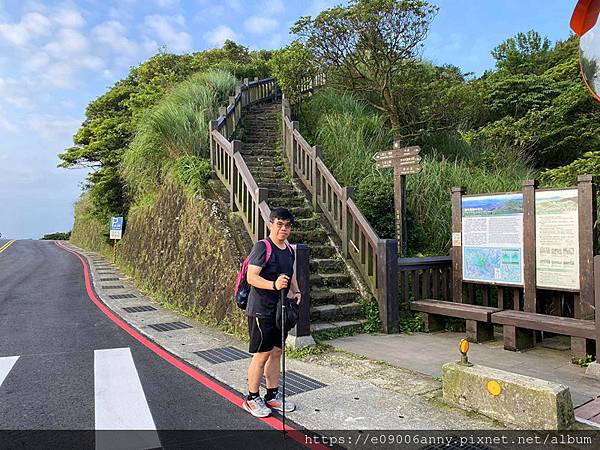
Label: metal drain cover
xmin=261 ymin=370 xmax=326 ymax=396
xmin=123 ymin=305 xmax=157 ymax=313
xmin=100 ymin=277 xmax=119 ymax=281
xmin=194 ymin=347 xmax=250 ymax=364
xmin=148 ymin=321 xmax=192 ymax=332
xmin=102 ymin=285 xmax=125 ymax=289
xmin=109 ymin=293 xmax=136 ymax=299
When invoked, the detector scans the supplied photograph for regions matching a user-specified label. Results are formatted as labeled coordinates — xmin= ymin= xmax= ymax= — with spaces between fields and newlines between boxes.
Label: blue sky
xmin=0 ymin=0 xmax=577 ymax=239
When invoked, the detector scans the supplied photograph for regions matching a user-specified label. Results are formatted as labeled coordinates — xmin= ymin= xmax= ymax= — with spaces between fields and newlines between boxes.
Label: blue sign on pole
xmin=110 ymin=217 xmax=123 ymax=239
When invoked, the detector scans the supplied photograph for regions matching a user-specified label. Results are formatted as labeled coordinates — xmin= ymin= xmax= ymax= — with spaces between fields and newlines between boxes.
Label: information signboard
xmin=535 ymin=189 xmax=579 ymax=290
xmin=462 ymin=193 xmax=524 ymax=285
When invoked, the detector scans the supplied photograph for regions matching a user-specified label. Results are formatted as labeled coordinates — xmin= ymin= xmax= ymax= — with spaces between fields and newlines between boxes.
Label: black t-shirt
xmin=246 ymin=238 xmax=295 ymax=318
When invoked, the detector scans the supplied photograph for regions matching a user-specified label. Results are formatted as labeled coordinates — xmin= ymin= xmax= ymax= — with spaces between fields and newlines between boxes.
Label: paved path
xmin=328 ymin=331 xmax=600 ymax=408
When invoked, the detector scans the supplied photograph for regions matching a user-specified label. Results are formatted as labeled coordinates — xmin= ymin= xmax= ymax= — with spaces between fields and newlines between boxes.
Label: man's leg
xmin=248 ymin=351 xmax=271 ymax=393
xmin=264 ymin=347 xmax=281 ymax=388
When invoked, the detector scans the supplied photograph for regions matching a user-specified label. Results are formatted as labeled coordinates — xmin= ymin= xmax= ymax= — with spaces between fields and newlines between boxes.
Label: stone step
xmin=295 ymin=217 xmax=321 ymax=230
xmin=310 ymin=319 xmax=366 ymax=337
xmin=240 ymin=149 xmax=275 ymax=156
xmin=289 ymin=206 xmax=313 ymax=219
xmin=269 ymin=196 xmax=306 ymax=208
xmin=290 ymin=229 xmax=329 ymax=245
xmin=311 ymin=287 xmax=358 ymax=306
xmin=310 ymin=302 xmax=362 ymax=322
xmin=268 ymin=188 xmax=300 ymax=199
xmin=310 ymin=245 xmax=336 ymax=259
xmin=261 ymin=180 xmax=297 ymax=190
xmin=310 ymin=272 xmax=351 ymax=288
xmin=310 ymin=258 xmax=345 ymax=273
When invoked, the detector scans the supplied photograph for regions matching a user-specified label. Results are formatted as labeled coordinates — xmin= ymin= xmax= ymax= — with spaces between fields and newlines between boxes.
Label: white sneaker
xmin=243 ymin=396 xmax=272 ymax=417
xmin=265 ymin=392 xmax=296 ymax=412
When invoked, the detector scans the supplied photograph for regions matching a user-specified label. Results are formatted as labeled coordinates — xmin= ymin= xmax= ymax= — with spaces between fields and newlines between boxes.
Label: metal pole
xmin=280 ymin=288 xmax=286 ymax=437
xmin=113 ymin=239 xmax=116 ymax=263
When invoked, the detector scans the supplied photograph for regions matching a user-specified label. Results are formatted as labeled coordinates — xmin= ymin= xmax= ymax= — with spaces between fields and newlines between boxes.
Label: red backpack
xmin=233 ymin=239 xmax=294 ymax=310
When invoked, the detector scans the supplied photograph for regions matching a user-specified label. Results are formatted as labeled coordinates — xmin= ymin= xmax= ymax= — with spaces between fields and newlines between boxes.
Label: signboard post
xmin=110 ymin=217 xmax=123 ymax=263
xmin=374 ymin=143 xmax=421 ymax=256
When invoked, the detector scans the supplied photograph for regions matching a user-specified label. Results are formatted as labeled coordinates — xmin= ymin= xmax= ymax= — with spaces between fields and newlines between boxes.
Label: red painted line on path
xmin=54 ymin=241 xmax=327 ymax=450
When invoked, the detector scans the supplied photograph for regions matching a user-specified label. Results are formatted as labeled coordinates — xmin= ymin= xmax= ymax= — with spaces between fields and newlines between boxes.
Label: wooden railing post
xmin=209 ymin=120 xmax=218 ymax=167
xmin=311 ymin=145 xmax=320 ymax=205
xmin=289 ymin=244 xmax=314 ymax=346
xmin=342 ymin=187 xmax=355 ymax=258
xmin=231 ymin=141 xmax=241 ymax=212
xmin=256 ymin=188 xmax=268 ymax=241
xmin=377 ymin=239 xmax=399 ymax=333
xmin=523 ymin=179 xmax=538 ymax=313
xmin=451 ymin=186 xmax=465 ymax=303
xmin=290 ymin=121 xmax=299 ymax=177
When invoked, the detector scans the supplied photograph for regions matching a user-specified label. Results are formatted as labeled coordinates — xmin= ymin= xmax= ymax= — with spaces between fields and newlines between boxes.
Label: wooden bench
xmin=491 ymin=310 xmax=595 ymax=352
xmin=411 ymin=299 xmax=502 ymax=343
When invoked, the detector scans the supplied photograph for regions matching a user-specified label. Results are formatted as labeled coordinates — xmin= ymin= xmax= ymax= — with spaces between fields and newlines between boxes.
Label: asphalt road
xmin=0 ymin=240 xmax=304 ymax=449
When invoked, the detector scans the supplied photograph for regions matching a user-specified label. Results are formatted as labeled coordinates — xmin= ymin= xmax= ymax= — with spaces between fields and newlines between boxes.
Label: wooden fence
xmin=398 ymin=256 xmax=453 ymax=305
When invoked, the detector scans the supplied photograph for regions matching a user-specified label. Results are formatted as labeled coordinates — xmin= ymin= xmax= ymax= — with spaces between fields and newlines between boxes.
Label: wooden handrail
xmin=281 ymin=94 xmax=399 ymax=333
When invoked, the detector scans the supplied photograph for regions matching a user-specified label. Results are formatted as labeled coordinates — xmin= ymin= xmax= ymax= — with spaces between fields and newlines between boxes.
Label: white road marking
xmin=94 ymin=347 xmax=160 ymax=449
xmin=0 ymin=356 xmax=19 ymax=388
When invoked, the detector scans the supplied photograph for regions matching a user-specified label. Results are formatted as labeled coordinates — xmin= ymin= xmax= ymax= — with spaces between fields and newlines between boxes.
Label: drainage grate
xmin=109 ymin=293 xmax=137 ymax=300
xmin=123 ymin=305 xmax=157 ymax=313
xmin=148 ymin=321 xmax=192 ymax=332
xmin=100 ymin=277 xmax=120 ymax=281
xmin=260 ymin=370 xmax=326 ymax=396
xmin=194 ymin=346 xmax=251 ymax=364
xmin=102 ymin=285 xmax=125 ymax=289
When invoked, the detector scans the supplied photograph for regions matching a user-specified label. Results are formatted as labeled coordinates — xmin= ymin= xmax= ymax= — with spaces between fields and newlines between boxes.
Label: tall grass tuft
xmin=122 ymin=70 xmax=235 ymax=201
xmin=300 ymin=89 xmax=536 ymax=255
xmin=408 ymin=152 xmax=536 ymax=254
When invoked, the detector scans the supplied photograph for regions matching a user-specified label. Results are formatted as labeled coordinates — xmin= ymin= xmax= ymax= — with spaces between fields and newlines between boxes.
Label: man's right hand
xmin=275 ymin=274 xmax=289 ymax=290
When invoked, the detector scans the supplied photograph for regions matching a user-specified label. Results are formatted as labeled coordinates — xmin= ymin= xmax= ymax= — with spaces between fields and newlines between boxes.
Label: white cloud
xmin=204 ymin=25 xmax=238 ymax=46
xmin=144 ymin=14 xmax=191 ymax=52
xmin=244 ymin=16 xmax=278 ymax=35
xmin=193 ymin=5 xmax=225 ymax=22
xmin=0 ymin=12 xmax=52 ymax=46
xmin=0 ymin=77 xmax=33 ymax=109
xmin=22 ymin=51 xmax=50 ymax=72
xmin=225 ymin=0 xmax=242 ymax=12
xmin=44 ymin=28 xmax=89 ymax=57
xmin=28 ymin=113 xmax=80 ymax=140
xmin=92 ymin=20 xmax=137 ymax=56
xmin=0 ymin=107 xmax=17 ymax=132
xmin=40 ymin=63 xmax=76 ymax=89
xmin=263 ymin=0 xmax=284 ymax=14
xmin=51 ymin=9 xmax=86 ymax=28
xmin=154 ymin=0 xmax=179 ymax=8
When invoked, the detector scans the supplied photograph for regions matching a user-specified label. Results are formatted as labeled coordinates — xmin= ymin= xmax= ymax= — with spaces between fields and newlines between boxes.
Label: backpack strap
xmin=260 ymin=238 xmax=272 ymax=263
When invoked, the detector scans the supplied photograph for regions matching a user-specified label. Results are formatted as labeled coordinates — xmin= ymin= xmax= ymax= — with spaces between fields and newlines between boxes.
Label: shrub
xmin=171 ymin=156 xmax=212 ymax=196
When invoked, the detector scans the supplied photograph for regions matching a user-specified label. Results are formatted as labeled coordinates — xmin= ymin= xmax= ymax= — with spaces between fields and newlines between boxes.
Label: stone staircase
xmin=238 ymin=101 xmax=365 ymax=336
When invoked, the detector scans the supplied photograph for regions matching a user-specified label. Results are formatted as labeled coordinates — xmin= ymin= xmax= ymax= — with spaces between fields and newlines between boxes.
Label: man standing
xmin=243 ymin=207 xmax=301 ymax=417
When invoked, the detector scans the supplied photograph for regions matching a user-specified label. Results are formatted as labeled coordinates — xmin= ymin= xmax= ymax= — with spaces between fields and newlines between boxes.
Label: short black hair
xmin=269 ymin=207 xmax=295 ymax=225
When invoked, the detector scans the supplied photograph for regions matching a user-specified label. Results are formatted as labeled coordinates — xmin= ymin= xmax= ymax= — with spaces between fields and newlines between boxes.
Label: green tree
xmin=269 ymin=41 xmax=317 ymax=104
xmin=292 ymin=0 xmax=438 ymax=138
xmin=491 ymin=30 xmax=551 ymax=74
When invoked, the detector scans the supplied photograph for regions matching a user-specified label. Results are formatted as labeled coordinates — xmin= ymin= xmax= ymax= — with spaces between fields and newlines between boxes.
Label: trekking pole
xmin=280 ymin=288 xmax=287 ymax=438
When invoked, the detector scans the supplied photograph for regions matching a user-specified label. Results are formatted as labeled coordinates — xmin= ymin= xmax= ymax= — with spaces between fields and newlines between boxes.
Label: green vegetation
xmin=61 ymin=42 xmax=272 ymax=226
xmin=571 ymin=354 xmax=594 ymax=368
xmin=121 ymin=71 xmax=235 ymax=203
xmin=40 ymin=231 xmax=71 ymax=240
xmin=399 ymin=313 xmax=423 ymax=333
xmin=288 ymin=11 xmax=596 ymax=255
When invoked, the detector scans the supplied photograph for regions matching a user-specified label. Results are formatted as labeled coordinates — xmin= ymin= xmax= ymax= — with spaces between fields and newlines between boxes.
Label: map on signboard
xmin=462 ymin=193 xmax=524 ymax=285
xmin=535 ymin=189 xmax=579 ymax=290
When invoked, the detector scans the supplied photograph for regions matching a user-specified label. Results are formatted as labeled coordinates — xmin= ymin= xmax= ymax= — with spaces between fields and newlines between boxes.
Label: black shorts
xmin=248 ymin=315 xmax=288 ymax=353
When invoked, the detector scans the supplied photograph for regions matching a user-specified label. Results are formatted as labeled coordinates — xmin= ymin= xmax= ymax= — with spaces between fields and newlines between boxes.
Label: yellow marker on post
xmin=458 ymin=338 xmax=473 ymax=366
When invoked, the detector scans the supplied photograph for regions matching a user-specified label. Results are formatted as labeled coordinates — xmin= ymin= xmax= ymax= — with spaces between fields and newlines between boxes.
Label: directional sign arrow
xmin=394 ymin=164 xmax=422 ymax=175
xmin=373 ymin=146 xmax=421 ymax=161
